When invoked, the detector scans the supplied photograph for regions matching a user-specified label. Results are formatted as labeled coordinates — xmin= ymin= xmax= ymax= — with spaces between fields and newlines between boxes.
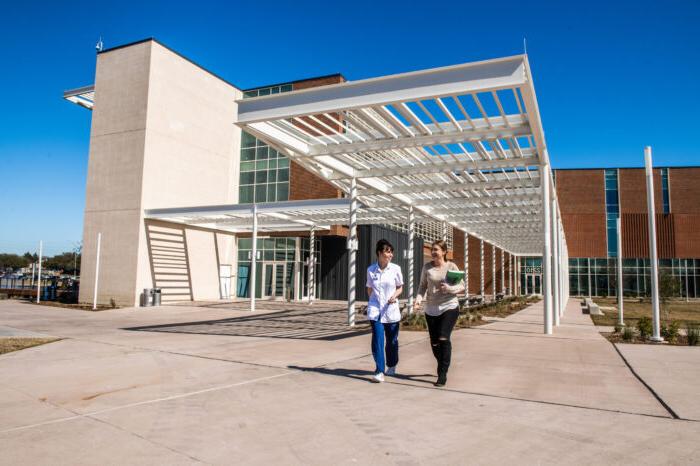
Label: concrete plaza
xmin=0 ymin=298 xmax=698 ymax=465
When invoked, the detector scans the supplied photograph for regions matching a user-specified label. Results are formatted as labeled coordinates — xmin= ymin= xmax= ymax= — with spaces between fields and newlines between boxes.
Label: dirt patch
xmin=0 ymin=337 xmax=61 ymax=355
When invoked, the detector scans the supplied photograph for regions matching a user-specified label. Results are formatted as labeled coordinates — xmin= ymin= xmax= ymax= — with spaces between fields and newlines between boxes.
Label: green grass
xmin=590 ymin=297 xmax=700 ymax=327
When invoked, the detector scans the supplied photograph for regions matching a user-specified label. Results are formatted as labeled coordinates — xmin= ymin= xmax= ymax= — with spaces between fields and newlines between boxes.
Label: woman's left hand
xmin=388 ymin=296 xmax=397 ymax=304
xmin=439 ymin=283 xmax=449 ymax=293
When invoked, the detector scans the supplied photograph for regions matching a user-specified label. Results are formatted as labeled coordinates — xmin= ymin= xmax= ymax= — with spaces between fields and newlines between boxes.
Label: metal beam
xmin=236 ymin=56 xmax=527 ymax=123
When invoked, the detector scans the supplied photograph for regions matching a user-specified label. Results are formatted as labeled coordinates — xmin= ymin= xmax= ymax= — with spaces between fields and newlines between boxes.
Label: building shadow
xmin=123 ymin=307 xmax=371 ymax=341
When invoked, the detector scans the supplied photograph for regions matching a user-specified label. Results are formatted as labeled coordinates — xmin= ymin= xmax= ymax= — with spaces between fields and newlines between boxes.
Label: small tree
xmin=658 ymin=270 xmax=680 ymax=320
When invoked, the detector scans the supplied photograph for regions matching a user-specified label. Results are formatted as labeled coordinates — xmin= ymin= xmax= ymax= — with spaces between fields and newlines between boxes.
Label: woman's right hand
xmin=413 ymin=300 xmax=421 ymax=312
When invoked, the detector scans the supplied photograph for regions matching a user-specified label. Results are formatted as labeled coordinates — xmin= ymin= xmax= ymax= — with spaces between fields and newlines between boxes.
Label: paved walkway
xmin=0 ymin=298 xmax=698 ymax=465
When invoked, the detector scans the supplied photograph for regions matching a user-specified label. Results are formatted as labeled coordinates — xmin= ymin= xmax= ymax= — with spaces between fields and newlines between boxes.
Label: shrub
xmin=687 ymin=324 xmax=700 ymax=347
xmin=661 ymin=321 xmax=680 ymax=344
xmin=622 ymin=326 xmax=635 ymax=342
xmin=636 ymin=316 xmax=653 ymax=340
xmin=401 ymin=312 xmax=427 ymax=330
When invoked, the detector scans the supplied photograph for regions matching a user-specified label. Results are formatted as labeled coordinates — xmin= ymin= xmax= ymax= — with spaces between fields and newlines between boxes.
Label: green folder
xmin=445 ymin=270 xmax=465 ymax=285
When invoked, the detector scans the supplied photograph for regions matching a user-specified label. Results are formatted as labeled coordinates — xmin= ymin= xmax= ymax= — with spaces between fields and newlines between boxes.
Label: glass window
xmin=240 ymin=172 xmax=255 ymax=185
xmin=255 ymin=171 xmax=268 ymax=184
xmin=241 ymin=148 xmax=255 ymax=161
xmin=255 ymin=184 xmax=267 ymax=202
xmin=239 ymin=185 xmax=254 ymax=203
xmin=277 ymin=183 xmax=289 ymax=200
xmin=238 ymin=238 xmax=252 ymax=250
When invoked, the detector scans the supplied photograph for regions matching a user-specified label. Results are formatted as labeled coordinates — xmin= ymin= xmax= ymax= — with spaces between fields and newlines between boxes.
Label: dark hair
xmin=431 ymin=240 xmax=448 ymax=260
xmin=375 ymin=239 xmax=395 ymax=256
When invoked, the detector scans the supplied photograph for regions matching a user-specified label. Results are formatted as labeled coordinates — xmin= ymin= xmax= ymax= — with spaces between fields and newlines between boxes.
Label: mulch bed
xmin=0 ymin=337 xmax=61 ymax=355
xmin=601 ymin=331 xmax=697 ymax=346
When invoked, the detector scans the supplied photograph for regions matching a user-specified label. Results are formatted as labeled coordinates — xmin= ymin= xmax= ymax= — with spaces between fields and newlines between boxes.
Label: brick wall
xmin=555 ymin=169 xmax=607 ymax=257
xmin=618 ymin=168 xmax=663 ymax=214
xmin=288 ymin=74 xmax=345 ymax=202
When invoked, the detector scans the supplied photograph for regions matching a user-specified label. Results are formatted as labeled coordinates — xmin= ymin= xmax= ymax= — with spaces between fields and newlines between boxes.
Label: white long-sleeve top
xmin=416 ymin=261 xmax=465 ymax=316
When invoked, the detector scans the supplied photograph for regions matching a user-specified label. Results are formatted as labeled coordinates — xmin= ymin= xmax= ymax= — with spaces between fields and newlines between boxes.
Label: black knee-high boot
xmin=435 ymin=340 xmax=451 ymax=387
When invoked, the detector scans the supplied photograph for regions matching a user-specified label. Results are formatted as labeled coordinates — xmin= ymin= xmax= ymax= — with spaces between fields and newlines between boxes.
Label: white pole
xmin=250 ymin=205 xmax=257 ymax=312
xmin=645 ymin=147 xmax=663 ymax=342
xmin=36 ymin=241 xmax=43 ymax=304
xmin=92 ymin=233 xmax=101 ymax=310
xmin=587 ymin=258 xmax=592 ymax=298
xmin=509 ymin=254 xmax=513 ymax=296
xmin=685 ymin=260 xmax=689 ymax=302
xmin=551 ymin=198 xmax=560 ymax=327
xmin=492 ymin=246 xmax=496 ymax=301
xmin=501 ymin=249 xmax=505 ymax=295
xmin=309 ymin=226 xmax=315 ymax=304
xmin=407 ymin=205 xmax=415 ymax=314
xmin=480 ymin=239 xmax=485 ymax=298
xmin=348 ymin=178 xmax=358 ymax=325
xmin=616 ymin=217 xmax=624 ymax=326
xmin=559 ymin=224 xmax=565 ymax=317
xmin=542 ymin=164 xmax=553 ymax=335
xmin=442 ymin=221 xmax=447 ymax=242
xmin=463 ymin=232 xmax=469 ymax=297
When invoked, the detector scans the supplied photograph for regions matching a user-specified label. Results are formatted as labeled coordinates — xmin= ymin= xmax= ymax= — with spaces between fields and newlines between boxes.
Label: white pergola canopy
xmin=104 ymin=53 xmax=568 ymax=334
xmin=234 ymin=55 xmax=552 ymax=255
xmin=64 ymin=85 xmax=95 ymax=110
xmin=145 ymin=198 xmax=439 ymax=232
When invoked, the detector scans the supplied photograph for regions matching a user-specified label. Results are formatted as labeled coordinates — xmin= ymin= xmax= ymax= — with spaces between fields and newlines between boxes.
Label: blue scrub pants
xmin=370 ymin=319 xmax=399 ymax=374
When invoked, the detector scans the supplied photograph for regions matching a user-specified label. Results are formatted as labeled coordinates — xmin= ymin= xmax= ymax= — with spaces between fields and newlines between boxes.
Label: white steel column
xmin=561 ymin=240 xmax=567 ymax=307
xmin=92 ymin=233 xmax=101 ymax=311
xmin=558 ymin=223 xmax=565 ymax=317
xmin=501 ymin=249 xmax=505 ymax=295
xmin=463 ymin=232 xmax=469 ymax=296
xmin=492 ymin=246 xmax=496 ymax=301
xmin=250 ymin=206 xmax=258 ymax=312
xmin=480 ymin=239 xmax=484 ymax=298
xmin=542 ymin=165 xmax=553 ymax=335
xmin=509 ymin=254 xmax=513 ymax=296
xmin=407 ymin=205 xmax=415 ymax=314
xmin=645 ymin=147 xmax=663 ymax=342
xmin=309 ymin=226 xmax=316 ymax=304
xmin=616 ymin=217 xmax=624 ymax=326
xmin=551 ymin=198 xmax=560 ymax=327
xmin=36 ymin=240 xmax=43 ymax=304
xmin=348 ymin=178 xmax=358 ymax=325
xmin=442 ymin=221 xmax=447 ymax=242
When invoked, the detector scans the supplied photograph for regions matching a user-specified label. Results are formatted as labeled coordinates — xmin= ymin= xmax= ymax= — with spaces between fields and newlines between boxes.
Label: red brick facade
xmin=555 ymin=167 xmax=700 ymax=258
xmin=556 ymin=169 xmax=607 ymax=257
xmin=287 ymin=75 xmax=345 ymax=202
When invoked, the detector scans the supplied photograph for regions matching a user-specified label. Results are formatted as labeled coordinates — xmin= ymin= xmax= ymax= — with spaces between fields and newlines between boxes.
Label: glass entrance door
xmin=262 ymin=262 xmax=286 ymax=299
xmin=525 ymin=274 xmax=542 ymax=295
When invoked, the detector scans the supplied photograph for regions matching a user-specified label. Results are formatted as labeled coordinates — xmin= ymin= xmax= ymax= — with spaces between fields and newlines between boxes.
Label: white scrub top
xmin=366 ymin=262 xmax=404 ymax=323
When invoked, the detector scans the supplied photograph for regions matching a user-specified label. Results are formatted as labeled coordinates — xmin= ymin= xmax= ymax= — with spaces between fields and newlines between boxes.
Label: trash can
xmin=141 ymin=288 xmax=153 ymax=307
xmin=152 ymin=288 xmax=162 ymax=306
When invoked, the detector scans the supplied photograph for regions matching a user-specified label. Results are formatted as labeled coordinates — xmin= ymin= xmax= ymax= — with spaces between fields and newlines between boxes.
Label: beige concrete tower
xmin=79 ymin=40 xmax=241 ymax=306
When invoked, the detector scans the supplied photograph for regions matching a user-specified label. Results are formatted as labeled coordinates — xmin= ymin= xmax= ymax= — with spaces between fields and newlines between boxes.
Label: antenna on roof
xmin=96 ymin=36 xmax=104 ymax=53
xmin=523 ymin=37 xmax=528 ymax=55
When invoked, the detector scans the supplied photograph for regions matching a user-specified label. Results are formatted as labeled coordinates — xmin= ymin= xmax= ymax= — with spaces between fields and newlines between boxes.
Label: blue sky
xmin=1 ymin=0 xmax=699 ymax=255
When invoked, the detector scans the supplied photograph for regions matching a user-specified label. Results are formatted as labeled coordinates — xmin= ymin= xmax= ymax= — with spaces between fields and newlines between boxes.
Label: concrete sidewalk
xmin=0 ymin=299 xmax=698 ymax=465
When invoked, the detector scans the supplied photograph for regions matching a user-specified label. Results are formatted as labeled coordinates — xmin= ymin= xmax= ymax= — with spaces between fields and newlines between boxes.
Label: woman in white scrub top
xmin=366 ymin=239 xmax=404 ymax=383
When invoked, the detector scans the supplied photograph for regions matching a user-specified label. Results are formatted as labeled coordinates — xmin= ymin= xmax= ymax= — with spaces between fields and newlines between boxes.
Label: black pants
xmin=425 ymin=308 xmax=459 ymax=375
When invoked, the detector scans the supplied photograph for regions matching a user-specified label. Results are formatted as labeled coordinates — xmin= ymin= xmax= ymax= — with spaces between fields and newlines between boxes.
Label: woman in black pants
xmin=413 ymin=240 xmax=465 ymax=387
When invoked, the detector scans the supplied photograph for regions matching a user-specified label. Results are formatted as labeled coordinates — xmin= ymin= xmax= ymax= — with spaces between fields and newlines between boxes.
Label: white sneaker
xmin=385 ymin=366 xmax=396 ymax=376
xmin=372 ymin=372 xmax=385 ymax=383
